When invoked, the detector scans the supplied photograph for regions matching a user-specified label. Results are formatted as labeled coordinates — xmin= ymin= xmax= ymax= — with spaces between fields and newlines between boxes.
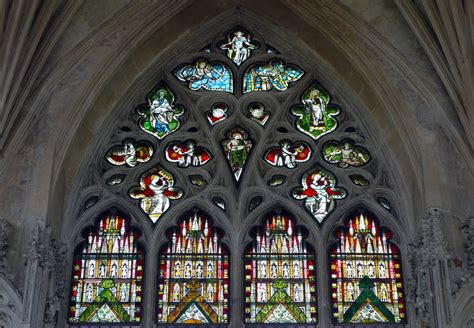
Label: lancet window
xmin=244 ymin=211 xmax=317 ymax=323
xmin=68 ymin=212 xmax=143 ymax=324
xmin=330 ymin=212 xmax=405 ymax=324
xmin=157 ymin=210 xmax=229 ymax=324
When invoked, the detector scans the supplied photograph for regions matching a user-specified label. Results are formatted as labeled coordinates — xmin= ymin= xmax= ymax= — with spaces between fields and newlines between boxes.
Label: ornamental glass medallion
xmin=207 ymin=103 xmax=229 ymax=126
xmin=330 ymin=212 xmax=405 ymax=323
xmin=247 ymin=102 xmax=270 ymax=126
xmin=157 ymin=211 xmax=229 ymax=324
xmin=68 ymin=213 xmax=143 ymax=323
xmin=244 ymin=212 xmax=317 ymax=323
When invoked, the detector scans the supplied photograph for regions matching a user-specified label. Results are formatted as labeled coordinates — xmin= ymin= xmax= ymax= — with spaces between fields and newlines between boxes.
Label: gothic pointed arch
xmin=329 ymin=210 xmax=406 ymax=324
xmin=68 ymin=210 xmax=144 ymax=324
xmin=157 ymin=209 xmax=229 ymax=324
xmin=63 ymin=16 xmax=412 ymax=327
xmin=244 ymin=209 xmax=317 ymax=323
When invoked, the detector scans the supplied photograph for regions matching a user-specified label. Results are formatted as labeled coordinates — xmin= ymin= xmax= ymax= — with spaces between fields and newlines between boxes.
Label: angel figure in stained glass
xmin=106 ymin=139 xmax=153 ymax=167
xmin=323 ymin=139 xmax=371 ymax=168
xmin=175 ymin=59 xmax=233 ymax=92
xmin=222 ymin=127 xmax=253 ymax=181
xmin=219 ymin=30 xmax=258 ymax=65
xmin=129 ymin=167 xmax=183 ymax=224
xmin=244 ymin=60 xmax=304 ymax=92
xmin=165 ymin=140 xmax=212 ymax=167
xmin=291 ymin=85 xmax=340 ymax=140
xmin=136 ymin=86 xmax=184 ymax=140
xmin=292 ymin=167 xmax=346 ymax=223
xmin=264 ymin=140 xmax=311 ymax=169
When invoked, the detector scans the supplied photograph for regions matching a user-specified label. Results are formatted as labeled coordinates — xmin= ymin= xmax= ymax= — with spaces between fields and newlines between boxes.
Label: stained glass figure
xmin=136 ymin=85 xmax=185 ymax=140
xmin=323 ymin=139 xmax=371 ymax=168
xmin=206 ymin=103 xmax=229 ymax=126
xmin=219 ymin=29 xmax=259 ymax=65
xmin=157 ymin=211 xmax=229 ymax=324
xmin=244 ymin=212 xmax=317 ymax=323
xmin=165 ymin=140 xmax=212 ymax=167
xmin=292 ymin=167 xmax=347 ymax=223
xmin=247 ymin=102 xmax=270 ymax=126
xmin=221 ymin=127 xmax=253 ymax=181
xmin=243 ymin=60 xmax=304 ymax=92
xmin=106 ymin=139 xmax=153 ymax=167
xmin=129 ymin=167 xmax=183 ymax=224
xmin=174 ymin=59 xmax=233 ymax=93
xmin=264 ymin=140 xmax=311 ymax=169
xmin=330 ymin=212 xmax=405 ymax=323
xmin=69 ymin=213 xmax=143 ymax=324
xmin=291 ymin=85 xmax=340 ymax=140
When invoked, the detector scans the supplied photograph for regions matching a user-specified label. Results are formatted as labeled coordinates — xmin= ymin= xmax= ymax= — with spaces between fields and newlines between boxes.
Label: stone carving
xmin=43 ymin=240 xmax=68 ymax=327
xmin=24 ymin=224 xmax=43 ymax=265
xmin=409 ymin=207 xmax=452 ymax=325
xmin=0 ymin=219 xmax=11 ymax=275
xmin=461 ymin=217 xmax=474 ymax=271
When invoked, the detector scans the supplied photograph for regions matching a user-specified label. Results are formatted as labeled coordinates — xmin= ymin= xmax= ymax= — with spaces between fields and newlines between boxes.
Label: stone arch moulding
xmin=56 ymin=8 xmax=417 ymax=327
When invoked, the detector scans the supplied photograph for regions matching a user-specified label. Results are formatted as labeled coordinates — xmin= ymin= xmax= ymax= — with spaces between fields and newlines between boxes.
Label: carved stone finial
xmin=0 ymin=218 xmax=11 ymax=274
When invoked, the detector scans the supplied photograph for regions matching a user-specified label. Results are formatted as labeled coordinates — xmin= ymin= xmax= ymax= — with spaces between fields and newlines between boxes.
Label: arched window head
xmin=157 ymin=210 xmax=229 ymax=324
xmin=330 ymin=211 xmax=405 ymax=324
xmin=68 ymin=212 xmax=143 ymax=324
xmin=244 ymin=210 xmax=317 ymax=323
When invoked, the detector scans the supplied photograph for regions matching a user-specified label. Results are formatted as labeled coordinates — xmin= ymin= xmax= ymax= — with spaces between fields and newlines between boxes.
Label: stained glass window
xmin=157 ymin=210 xmax=230 ymax=324
xmin=244 ymin=211 xmax=317 ymax=323
xmin=69 ymin=212 xmax=143 ymax=324
xmin=330 ymin=212 xmax=405 ymax=323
